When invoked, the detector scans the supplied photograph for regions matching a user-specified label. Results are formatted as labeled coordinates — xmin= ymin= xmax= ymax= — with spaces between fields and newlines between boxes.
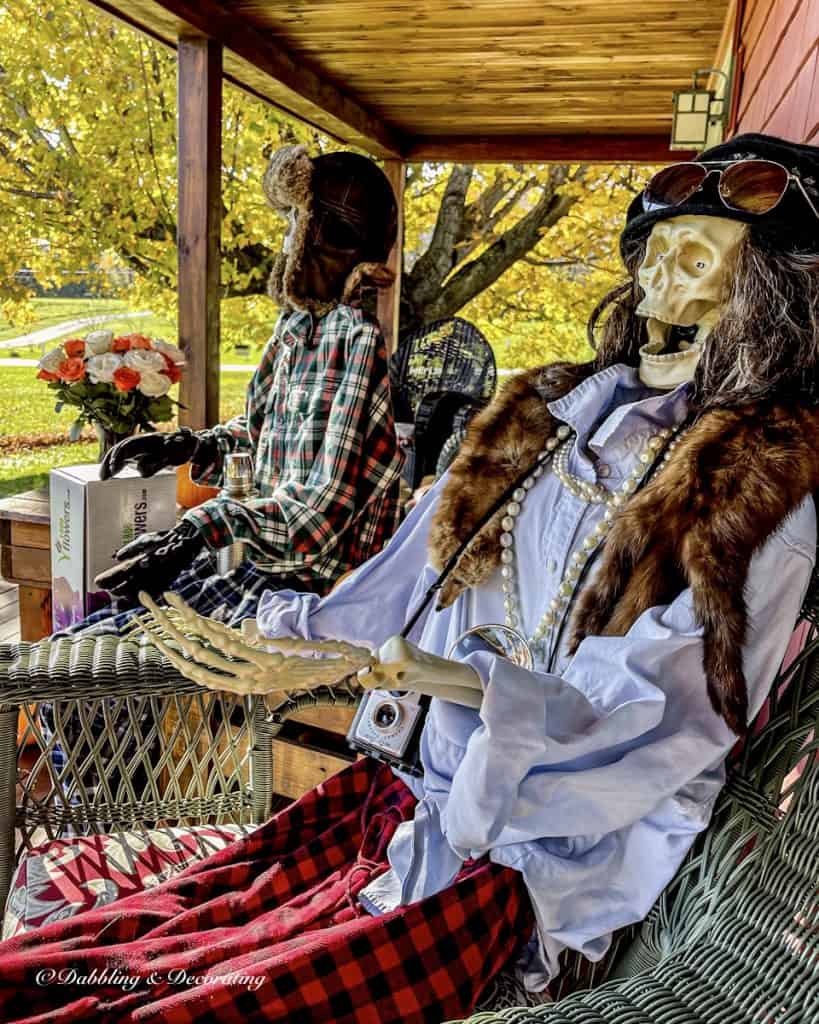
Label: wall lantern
xmin=671 ymin=69 xmax=730 ymax=152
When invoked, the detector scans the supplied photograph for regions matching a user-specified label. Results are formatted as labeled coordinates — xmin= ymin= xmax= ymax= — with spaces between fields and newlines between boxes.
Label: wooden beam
xmin=726 ymin=0 xmax=748 ymax=136
xmin=88 ymin=0 xmax=403 ymax=158
xmin=177 ymin=34 xmax=222 ymax=429
xmin=406 ymin=134 xmax=696 ymax=164
xmin=376 ymin=160 xmax=405 ymax=356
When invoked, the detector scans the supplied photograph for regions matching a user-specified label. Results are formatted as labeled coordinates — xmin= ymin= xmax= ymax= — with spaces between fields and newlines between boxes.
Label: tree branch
xmin=137 ymin=39 xmax=174 ymax=229
xmin=403 ymin=163 xmax=473 ymax=315
xmin=422 ymin=182 xmax=578 ymax=323
xmin=456 ymin=174 xmax=539 ymax=263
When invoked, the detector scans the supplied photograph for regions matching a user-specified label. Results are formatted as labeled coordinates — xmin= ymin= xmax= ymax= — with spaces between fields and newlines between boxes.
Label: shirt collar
xmin=547 ymin=363 xmax=692 ymax=459
xmin=279 ymin=309 xmax=318 ymax=348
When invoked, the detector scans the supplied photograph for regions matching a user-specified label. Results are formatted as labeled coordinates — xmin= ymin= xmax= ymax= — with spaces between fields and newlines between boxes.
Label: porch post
xmin=376 ymin=159 xmax=406 ymax=355
xmin=177 ymin=35 xmax=222 ymax=429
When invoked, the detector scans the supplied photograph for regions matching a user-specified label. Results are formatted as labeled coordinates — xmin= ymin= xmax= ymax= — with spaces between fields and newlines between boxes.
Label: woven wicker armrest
xmin=0 ymin=635 xmax=205 ymax=705
xmin=454 ymin=961 xmax=704 ymax=1023
xmin=263 ymin=677 xmax=363 ymax=733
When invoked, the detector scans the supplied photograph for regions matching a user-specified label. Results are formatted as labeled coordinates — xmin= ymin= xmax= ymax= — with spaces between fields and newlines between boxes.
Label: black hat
xmin=620 ymin=133 xmax=819 ymax=259
xmin=262 ymin=145 xmax=398 ymax=315
xmin=311 ymin=152 xmax=398 ymax=262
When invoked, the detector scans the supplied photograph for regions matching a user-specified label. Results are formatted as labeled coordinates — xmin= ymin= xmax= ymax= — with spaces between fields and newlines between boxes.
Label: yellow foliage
xmin=1 ymin=0 xmax=657 ymax=371
xmin=1 ymin=297 xmax=38 ymax=329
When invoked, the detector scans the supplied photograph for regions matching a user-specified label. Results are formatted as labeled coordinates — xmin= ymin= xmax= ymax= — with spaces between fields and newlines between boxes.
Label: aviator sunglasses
xmin=643 ymin=159 xmax=819 ymax=221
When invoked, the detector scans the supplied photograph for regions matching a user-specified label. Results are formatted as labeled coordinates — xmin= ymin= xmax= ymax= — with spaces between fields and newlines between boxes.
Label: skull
xmin=637 ymin=215 xmax=747 ymax=347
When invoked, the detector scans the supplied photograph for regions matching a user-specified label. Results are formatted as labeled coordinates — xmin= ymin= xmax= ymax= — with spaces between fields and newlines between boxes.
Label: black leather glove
xmin=99 ymin=428 xmax=215 ymax=480
xmin=94 ymin=520 xmax=206 ymax=602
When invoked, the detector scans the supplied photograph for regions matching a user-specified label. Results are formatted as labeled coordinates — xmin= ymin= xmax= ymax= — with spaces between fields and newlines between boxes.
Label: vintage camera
xmin=347 ymin=688 xmax=429 ymax=776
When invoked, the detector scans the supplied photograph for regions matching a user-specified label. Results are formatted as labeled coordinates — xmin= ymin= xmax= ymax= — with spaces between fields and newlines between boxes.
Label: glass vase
xmin=95 ymin=423 xmax=137 ymax=463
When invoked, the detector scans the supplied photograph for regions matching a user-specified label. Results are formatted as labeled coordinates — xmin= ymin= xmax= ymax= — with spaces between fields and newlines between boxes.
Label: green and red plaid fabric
xmin=185 ymin=306 xmax=403 ymax=586
xmin=0 ymin=758 xmax=534 ymax=1024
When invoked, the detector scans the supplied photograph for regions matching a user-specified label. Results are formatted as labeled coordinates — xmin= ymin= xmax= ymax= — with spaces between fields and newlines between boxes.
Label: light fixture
xmin=671 ymin=69 xmax=730 ymax=152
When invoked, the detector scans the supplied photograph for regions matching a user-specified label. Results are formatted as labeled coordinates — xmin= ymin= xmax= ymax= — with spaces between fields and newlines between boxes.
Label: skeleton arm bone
xmin=358 ymin=636 xmax=484 ymax=709
xmin=134 ymin=594 xmax=483 ymax=707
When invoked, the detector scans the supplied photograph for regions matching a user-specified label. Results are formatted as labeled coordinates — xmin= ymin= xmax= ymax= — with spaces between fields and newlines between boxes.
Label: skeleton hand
xmin=134 ymin=590 xmax=374 ymax=695
xmin=358 ymin=636 xmax=484 ymax=709
xmin=133 ymin=593 xmax=483 ymax=708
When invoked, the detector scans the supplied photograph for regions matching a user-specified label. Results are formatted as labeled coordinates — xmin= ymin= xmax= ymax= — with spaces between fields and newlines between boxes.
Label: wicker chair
xmin=390 ymin=317 xmax=497 ymax=488
xmin=1 ymin=563 xmax=818 ymax=1021
xmin=0 ymin=631 xmax=362 ymax=912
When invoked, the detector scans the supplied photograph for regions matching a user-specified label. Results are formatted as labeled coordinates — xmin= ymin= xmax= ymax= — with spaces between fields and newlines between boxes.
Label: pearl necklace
xmin=499 ymin=424 xmax=677 ymax=656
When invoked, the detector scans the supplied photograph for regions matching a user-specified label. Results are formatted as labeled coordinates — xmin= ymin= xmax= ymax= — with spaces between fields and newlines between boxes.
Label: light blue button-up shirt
xmin=257 ymin=363 xmax=816 ymax=990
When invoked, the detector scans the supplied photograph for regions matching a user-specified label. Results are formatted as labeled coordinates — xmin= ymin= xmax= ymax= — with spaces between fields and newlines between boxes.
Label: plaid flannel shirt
xmin=184 ymin=306 xmax=403 ymax=586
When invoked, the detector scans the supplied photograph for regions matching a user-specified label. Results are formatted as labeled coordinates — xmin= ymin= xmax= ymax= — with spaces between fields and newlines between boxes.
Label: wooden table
xmin=0 ymin=489 xmax=52 ymax=642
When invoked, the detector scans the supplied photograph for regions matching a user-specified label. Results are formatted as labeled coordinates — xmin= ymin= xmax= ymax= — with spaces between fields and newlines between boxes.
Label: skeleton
xmin=134 ymin=591 xmax=485 ymax=708
xmin=636 ymin=215 xmax=747 ymax=389
xmin=135 ymin=215 xmax=748 ymax=708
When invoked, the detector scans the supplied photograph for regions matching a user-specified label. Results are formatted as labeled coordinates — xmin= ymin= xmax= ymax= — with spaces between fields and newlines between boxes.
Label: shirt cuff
xmin=181 ymin=502 xmax=228 ymax=550
xmin=188 ymin=431 xmax=227 ymax=486
xmin=357 ymin=867 xmax=403 ymax=916
xmin=256 ymin=587 xmax=323 ymax=641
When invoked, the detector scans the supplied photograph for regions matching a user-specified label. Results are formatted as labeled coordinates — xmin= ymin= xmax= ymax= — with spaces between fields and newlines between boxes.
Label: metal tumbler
xmin=216 ymin=452 xmax=255 ymax=575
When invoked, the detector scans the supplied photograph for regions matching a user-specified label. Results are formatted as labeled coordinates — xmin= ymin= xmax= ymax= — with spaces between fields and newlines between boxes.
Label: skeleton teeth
xmin=646 ymin=317 xmax=671 ymax=348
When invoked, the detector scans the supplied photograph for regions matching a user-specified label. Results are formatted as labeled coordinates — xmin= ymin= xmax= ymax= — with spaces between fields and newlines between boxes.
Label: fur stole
xmin=429 ymin=364 xmax=819 ymax=734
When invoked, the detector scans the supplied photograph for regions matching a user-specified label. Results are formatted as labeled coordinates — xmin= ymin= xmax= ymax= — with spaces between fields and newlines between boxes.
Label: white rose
xmin=39 ymin=347 xmax=65 ymax=373
xmin=152 ymin=338 xmax=186 ymax=365
xmin=137 ymin=370 xmax=172 ymax=397
xmin=123 ymin=349 xmax=166 ymax=374
xmin=84 ymin=330 xmax=114 ymax=355
xmin=86 ymin=352 xmax=123 ymax=383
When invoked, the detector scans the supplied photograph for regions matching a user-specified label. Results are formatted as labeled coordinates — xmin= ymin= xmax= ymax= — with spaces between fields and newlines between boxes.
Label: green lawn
xmin=0 ymin=364 xmax=254 ymax=498
xmin=0 ymin=298 xmax=130 ymax=343
xmin=4 ymin=314 xmax=179 ymax=361
xmin=1 ymin=296 xmax=271 ymax=363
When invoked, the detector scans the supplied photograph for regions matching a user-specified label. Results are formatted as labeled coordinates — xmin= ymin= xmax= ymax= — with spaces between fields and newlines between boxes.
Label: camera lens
xmin=372 ymin=700 xmax=402 ymax=732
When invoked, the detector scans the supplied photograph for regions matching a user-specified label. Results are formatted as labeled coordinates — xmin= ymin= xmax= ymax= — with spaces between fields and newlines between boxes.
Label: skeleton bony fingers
xmin=136 ymin=590 xmax=374 ymax=695
xmin=162 ymin=591 xmax=373 ymax=666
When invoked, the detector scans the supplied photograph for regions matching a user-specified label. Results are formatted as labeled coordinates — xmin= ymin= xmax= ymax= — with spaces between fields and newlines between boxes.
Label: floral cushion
xmin=3 ymin=824 xmax=254 ymax=939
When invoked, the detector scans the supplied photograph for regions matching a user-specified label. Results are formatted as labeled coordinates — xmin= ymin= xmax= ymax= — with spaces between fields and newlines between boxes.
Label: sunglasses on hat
xmin=643 ymin=159 xmax=819 ymax=221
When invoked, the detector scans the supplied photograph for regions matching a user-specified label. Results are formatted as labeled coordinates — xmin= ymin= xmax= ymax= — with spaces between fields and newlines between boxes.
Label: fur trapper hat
xmin=263 ymin=145 xmax=398 ymax=316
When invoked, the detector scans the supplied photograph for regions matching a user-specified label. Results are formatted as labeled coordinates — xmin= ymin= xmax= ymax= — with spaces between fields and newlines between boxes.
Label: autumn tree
xmin=0 ymin=0 xmax=652 ymax=368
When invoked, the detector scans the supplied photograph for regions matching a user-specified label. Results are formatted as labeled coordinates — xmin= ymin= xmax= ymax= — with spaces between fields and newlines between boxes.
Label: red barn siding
xmin=735 ymin=0 xmax=818 ymax=143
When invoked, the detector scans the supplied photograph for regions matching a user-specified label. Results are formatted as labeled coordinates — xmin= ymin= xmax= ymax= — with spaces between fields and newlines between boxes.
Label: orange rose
xmin=112 ymin=336 xmax=132 ymax=352
xmin=112 ymin=366 xmax=141 ymax=392
xmin=127 ymin=334 xmax=152 ymax=350
xmin=56 ymin=357 xmax=86 ymax=383
xmin=37 ymin=368 xmax=59 ymax=382
xmin=160 ymin=352 xmax=181 ymax=384
xmin=63 ymin=338 xmax=85 ymax=358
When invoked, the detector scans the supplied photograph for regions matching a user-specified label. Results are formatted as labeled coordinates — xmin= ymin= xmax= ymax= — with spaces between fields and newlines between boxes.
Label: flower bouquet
xmin=37 ymin=330 xmax=185 ymax=459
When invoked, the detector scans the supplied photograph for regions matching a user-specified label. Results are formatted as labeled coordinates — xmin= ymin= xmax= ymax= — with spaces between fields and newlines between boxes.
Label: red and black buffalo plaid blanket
xmin=0 ymin=758 xmax=533 ymax=1023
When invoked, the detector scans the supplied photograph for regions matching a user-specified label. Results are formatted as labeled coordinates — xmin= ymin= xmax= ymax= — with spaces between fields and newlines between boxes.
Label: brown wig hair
xmin=581 ymin=233 xmax=819 ymax=411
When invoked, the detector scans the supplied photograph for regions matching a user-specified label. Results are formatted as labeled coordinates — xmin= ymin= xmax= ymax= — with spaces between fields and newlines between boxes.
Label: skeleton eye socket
xmin=680 ymin=242 xmax=712 ymax=276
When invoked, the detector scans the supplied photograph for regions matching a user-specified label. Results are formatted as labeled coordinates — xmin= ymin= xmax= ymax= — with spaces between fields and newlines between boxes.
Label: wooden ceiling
xmin=89 ymin=0 xmax=731 ymax=161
